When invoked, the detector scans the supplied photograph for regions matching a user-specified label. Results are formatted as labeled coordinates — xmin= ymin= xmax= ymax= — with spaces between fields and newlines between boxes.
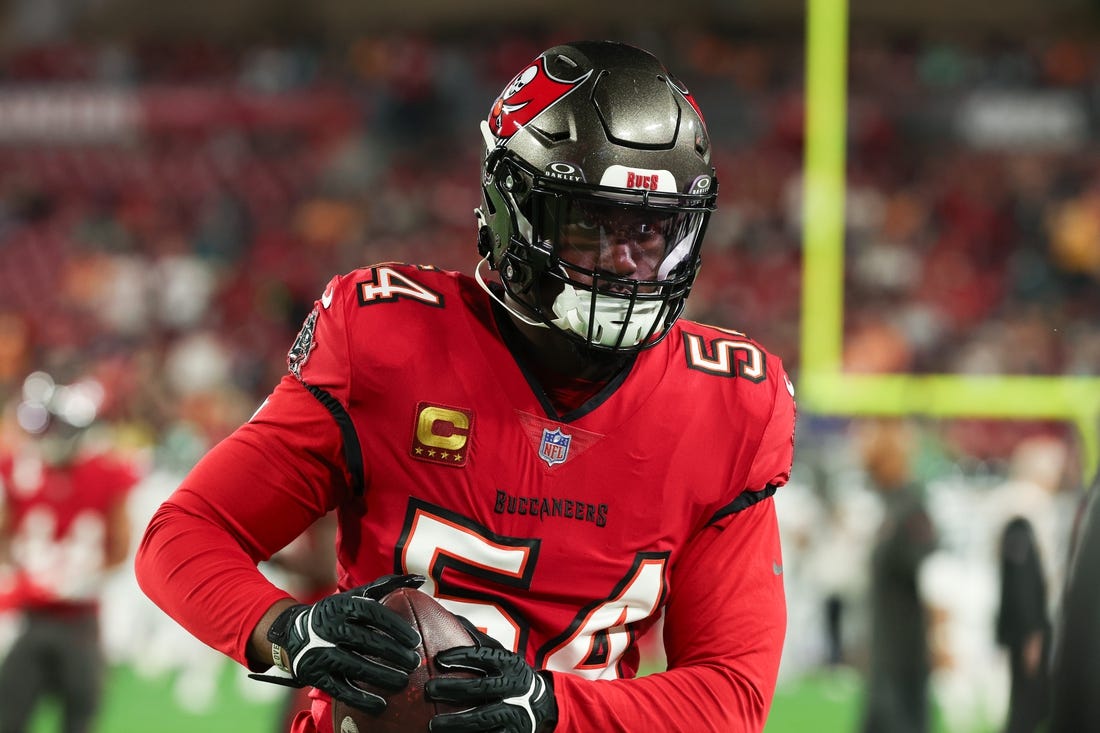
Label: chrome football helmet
xmin=15 ymin=370 xmax=103 ymax=465
xmin=476 ymin=40 xmax=718 ymax=353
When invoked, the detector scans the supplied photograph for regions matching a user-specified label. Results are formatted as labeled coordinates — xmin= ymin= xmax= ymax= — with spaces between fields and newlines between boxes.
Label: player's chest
xmin=357 ymin=382 xmax=717 ymax=535
xmin=350 ymin=383 xmax=740 ymax=624
xmin=351 ymin=425 xmax=686 ymax=677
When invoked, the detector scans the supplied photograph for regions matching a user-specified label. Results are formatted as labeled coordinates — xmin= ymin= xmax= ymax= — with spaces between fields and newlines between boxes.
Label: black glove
xmin=248 ymin=573 xmax=424 ymax=714
xmin=425 ymin=621 xmax=557 ymax=733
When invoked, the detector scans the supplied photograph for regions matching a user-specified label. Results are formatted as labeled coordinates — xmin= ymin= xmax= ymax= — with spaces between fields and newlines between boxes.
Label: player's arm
xmin=426 ymin=498 xmax=786 ymax=733
xmin=554 ymin=497 xmax=786 ymax=732
xmin=429 ymin=450 xmax=791 ymax=732
xmin=137 ymin=274 xmax=360 ymax=668
xmin=137 ymin=283 xmax=427 ymax=715
xmin=135 ymin=376 xmax=350 ymax=668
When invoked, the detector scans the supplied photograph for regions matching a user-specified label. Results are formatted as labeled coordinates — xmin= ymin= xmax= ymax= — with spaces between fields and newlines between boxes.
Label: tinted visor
xmin=535 ymin=193 xmax=707 ymax=290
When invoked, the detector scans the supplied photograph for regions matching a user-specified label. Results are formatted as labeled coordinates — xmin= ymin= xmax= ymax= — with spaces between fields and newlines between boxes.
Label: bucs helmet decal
xmin=488 ymin=57 xmax=592 ymax=139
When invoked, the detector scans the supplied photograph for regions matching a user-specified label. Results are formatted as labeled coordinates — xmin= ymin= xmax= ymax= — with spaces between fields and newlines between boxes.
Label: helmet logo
xmin=489 ymin=57 xmax=591 ymax=139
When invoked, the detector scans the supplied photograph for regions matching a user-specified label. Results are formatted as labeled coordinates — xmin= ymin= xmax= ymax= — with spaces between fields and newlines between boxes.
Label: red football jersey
xmin=1 ymin=451 xmax=138 ymax=609
xmin=137 ymin=263 xmax=795 ymax=732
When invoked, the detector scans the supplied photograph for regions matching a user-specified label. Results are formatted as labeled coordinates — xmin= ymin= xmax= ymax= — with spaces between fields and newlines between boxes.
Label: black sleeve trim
xmin=706 ymin=484 xmax=778 ymax=526
xmin=303 ymin=382 xmax=366 ymax=497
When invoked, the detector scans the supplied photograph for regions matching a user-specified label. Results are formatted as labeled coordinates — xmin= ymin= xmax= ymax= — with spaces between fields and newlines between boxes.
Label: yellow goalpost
xmin=800 ymin=0 xmax=1100 ymax=484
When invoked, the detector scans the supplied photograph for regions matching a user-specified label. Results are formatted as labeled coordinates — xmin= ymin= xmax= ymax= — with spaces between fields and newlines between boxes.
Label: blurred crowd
xmin=1 ymin=29 xmax=1097 ymax=470
xmin=0 ymin=27 xmax=1096 ymax=732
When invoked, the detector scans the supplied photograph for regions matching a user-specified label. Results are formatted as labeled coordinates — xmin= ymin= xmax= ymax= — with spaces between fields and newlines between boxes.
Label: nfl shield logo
xmin=539 ymin=428 xmax=571 ymax=467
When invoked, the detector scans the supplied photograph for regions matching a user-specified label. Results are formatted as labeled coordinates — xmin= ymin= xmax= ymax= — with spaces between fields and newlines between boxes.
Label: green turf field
xmin=25 ymin=663 xmax=994 ymax=733
xmin=30 ymin=663 xmax=279 ymax=733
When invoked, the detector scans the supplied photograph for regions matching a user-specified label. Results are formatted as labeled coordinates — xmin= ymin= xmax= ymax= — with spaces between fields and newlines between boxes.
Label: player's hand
xmin=248 ymin=574 xmax=425 ymax=714
xmin=426 ymin=626 xmax=558 ymax=733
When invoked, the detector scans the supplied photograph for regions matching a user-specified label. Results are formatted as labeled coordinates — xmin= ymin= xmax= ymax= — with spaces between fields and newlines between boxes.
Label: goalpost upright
xmin=800 ymin=0 xmax=1100 ymax=484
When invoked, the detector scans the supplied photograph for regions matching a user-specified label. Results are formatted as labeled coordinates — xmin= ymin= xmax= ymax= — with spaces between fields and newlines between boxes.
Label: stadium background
xmin=0 ymin=0 xmax=1098 ymax=730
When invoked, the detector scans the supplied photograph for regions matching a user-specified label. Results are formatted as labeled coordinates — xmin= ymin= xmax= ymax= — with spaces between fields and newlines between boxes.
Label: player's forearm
xmin=575 ymin=499 xmax=785 ymax=732
xmin=550 ymin=664 xmax=774 ymax=733
xmin=248 ymin=598 xmax=301 ymax=669
xmin=135 ymin=500 xmax=295 ymax=668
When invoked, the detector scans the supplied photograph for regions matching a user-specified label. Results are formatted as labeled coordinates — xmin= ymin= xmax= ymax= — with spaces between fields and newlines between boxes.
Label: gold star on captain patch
xmin=414 ymin=447 xmax=424 ymax=455
xmin=427 ymin=449 xmax=436 ymax=458
xmin=453 ymin=453 xmax=463 ymax=461
xmin=440 ymin=451 xmax=450 ymax=460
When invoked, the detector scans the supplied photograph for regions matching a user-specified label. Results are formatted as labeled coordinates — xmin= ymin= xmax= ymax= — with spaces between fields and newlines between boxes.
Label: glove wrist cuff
xmin=266 ymin=604 xmax=307 ymax=648
xmin=537 ymin=671 xmax=559 ymax=731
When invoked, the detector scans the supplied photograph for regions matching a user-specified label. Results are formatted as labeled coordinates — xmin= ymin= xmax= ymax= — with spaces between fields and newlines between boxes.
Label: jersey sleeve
xmin=550 ymin=497 xmax=786 ymax=732
xmin=134 ymin=374 xmax=348 ymax=668
xmin=136 ymin=274 xmax=368 ymax=669
xmin=744 ymin=364 xmax=796 ymax=492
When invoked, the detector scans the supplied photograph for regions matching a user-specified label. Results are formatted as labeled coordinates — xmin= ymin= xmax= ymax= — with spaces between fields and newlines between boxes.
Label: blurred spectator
xmin=1047 ymin=462 xmax=1100 ymax=733
xmin=981 ymin=435 xmax=1078 ymax=733
xmin=984 ymin=437 xmax=1077 ymax=625
xmin=995 ymin=517 xmax=1050 ymax=733
xmin=857 ymin=419 xmax=937 ymax=733
xmin=0 ymin=369 xmax=142 ymax=733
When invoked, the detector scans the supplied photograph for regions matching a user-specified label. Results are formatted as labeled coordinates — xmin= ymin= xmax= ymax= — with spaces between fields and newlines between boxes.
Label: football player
xmin=0 ymin=370 xmax=139 ymax=733
xmin=136 ymin=40 xmax=796 ymax=733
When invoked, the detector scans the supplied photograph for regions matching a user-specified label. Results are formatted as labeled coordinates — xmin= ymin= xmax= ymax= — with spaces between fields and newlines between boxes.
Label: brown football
xmin=332 ymin=587 xmax=477 ymax=733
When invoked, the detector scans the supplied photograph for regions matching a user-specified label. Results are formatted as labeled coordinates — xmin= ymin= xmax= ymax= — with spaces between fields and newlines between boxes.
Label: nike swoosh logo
xmin=773 ymin=561 xmax=783 ymax=576
xmin=320 ymin=287 xmax=334 ymax=309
